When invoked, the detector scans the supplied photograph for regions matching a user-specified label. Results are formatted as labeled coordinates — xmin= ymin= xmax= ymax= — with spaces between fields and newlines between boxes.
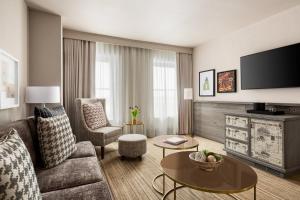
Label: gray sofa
xmin=0 ymin=118 xmax=113 ymax=200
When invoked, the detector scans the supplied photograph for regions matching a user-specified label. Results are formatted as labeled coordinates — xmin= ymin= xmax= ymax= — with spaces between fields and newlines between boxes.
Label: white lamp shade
xmin=184 ymin=88 xmax=193 ymax=100
xmin=26 ymin=86 xmax=60 ymax=104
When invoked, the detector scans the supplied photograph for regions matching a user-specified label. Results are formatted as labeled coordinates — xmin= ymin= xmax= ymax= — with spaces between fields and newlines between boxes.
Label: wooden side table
xmin=124 ymin=121 xmax=145 ymax=134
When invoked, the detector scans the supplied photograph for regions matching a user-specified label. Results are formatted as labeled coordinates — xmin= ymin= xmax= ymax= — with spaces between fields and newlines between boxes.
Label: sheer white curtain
xmin=95 ymin=43 xmax=177 ymax=136
xmin=152 ymin=51 xmax=178 ymax=135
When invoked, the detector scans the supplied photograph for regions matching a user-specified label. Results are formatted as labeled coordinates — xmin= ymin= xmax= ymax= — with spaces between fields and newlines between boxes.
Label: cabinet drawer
xmin=225 ymin=139 xmax=248 ymax=155
xmin=226 ymin=127 xmax=248 ymax=142
xmin=226 ymin=115 xmax=248 ymax=129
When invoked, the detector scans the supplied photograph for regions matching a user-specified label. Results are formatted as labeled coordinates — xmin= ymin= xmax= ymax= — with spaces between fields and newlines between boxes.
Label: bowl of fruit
xmin=189 ymin=150 xmax=224 ymax=171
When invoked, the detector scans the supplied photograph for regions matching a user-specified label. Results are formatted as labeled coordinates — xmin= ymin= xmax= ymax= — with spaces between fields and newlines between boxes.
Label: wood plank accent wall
xmin=193 ymin=101 xmax=300 ymax=144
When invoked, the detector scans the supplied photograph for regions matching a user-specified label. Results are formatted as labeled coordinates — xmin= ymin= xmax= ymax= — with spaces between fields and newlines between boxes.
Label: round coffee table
xmin=161 ymin=151 xmax=258 ymax=200
xmin=152 ymin=135 xmax=199 ymax=195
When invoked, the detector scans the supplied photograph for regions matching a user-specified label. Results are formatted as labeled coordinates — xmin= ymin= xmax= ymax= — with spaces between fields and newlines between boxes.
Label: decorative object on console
xmin=199 ymin=69 xmax=215 ymax=96
xmin=129 ymin=105 xmax=141 ymax=124
xmin=26 ymin=86 xmax=60 ymax=107
xmin=0 ymin=128 xmax=42 ymax=200
xmin=0 ymin=49 xmax=19 ymax=109
xmin=217 ymin=70 xmax=237 ymax=93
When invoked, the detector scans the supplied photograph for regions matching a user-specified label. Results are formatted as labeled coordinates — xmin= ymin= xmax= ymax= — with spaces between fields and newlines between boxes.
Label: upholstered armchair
xmin=75 ymin=98 xmax=123 ymax=159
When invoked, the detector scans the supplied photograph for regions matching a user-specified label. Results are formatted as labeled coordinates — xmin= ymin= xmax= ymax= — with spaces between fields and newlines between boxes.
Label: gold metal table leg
xmin=174 ymin=181 xmax=176 ymax=200
xmin=152 ymin=173 xmax=165 ymax=195
xmin=254 ymin=185 xmax=256 ymax=200
xmin=162 ymin=185 xmax=184 ymax=200
xmin=152 ymin=148 xmax=166 ymax=195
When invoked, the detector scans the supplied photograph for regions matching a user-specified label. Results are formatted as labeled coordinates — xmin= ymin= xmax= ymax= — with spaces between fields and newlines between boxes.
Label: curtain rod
xmin=63 ymin=29 xmax=193 ymax=54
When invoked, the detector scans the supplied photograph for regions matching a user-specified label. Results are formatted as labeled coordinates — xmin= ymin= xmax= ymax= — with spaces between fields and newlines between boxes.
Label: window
xmin=95 ymin=60 xmax=113 ymax=120
xmin=153 ymin=55 xmax=177 ymax=119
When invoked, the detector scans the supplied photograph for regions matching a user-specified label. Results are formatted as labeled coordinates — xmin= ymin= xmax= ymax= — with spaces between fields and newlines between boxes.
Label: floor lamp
xmin=184 ymin=88 xmax=193 ymax=136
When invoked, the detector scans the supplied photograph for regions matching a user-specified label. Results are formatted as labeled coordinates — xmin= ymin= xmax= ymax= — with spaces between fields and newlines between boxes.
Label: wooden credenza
xmin=225 ymin=112 xmax=300 ymax=176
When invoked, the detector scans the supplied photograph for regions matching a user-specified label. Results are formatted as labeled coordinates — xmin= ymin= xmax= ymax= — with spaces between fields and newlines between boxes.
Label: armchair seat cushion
xmin=94 ymin=126 xmax=122 ymax=139
xmin=36 ymin=157 xmax=102 ymax=193
xmin=69 ymin=141 xmax=96 ymax=159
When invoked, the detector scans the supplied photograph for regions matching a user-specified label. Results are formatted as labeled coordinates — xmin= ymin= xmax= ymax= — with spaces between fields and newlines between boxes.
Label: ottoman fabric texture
xmin=118 ymin=134 xmax=147 ymax=158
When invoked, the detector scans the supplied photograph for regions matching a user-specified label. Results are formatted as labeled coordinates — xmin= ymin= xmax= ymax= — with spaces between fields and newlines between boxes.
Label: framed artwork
xmin=199 ymin=69 xmax=215 ymax=96
xmin=217 ymin=70 xmax=237 ymax=93
xmin=0 ymin=49 xmax=19 ymax=109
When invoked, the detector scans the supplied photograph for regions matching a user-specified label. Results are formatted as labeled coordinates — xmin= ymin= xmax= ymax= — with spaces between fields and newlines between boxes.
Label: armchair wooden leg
xmin=101 ymin=146 xmax=105 ymax=159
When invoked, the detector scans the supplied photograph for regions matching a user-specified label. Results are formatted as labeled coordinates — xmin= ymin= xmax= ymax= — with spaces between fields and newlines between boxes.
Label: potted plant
xmin=129 ymin=106 xmax=141 ymax=124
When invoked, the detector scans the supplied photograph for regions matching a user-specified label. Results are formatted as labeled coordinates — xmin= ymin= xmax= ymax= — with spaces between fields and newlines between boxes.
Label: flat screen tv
xmin=241 ymin=43 xmax=300 ymax=90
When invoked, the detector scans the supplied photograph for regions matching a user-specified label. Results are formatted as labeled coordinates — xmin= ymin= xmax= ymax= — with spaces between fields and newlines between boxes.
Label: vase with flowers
xmin=129 ymin=106 xmax=141 ymax=124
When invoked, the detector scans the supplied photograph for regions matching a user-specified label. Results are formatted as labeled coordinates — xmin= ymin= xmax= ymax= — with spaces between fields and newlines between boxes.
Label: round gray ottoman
xmin=118 ymin=134 xmax=147 ymax=159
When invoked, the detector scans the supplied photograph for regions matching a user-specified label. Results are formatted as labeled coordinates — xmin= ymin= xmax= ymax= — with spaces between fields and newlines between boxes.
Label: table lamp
xmin=25 ymin=86 xmax=60 ymax=107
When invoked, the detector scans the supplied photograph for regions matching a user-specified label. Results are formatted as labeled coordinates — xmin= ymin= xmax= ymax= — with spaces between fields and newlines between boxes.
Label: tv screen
xmin=241 ymin=43 xmax=300 ymax=90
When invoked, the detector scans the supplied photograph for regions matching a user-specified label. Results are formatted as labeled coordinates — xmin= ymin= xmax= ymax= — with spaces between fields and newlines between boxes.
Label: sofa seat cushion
xmin=36 ymin=157 xmax=102 ymax=193
xmin=94 ymin=126 xmax=122 ymax=139
xmin=41 ymin=181 xmax=112 ymax=200
xmin=69 ymin=141 xmax=96 ymax=159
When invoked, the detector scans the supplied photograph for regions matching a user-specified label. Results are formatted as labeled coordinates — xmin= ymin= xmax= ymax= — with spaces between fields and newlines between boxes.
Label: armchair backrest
xmin=74 ymin=98 xmax=109 ymax=141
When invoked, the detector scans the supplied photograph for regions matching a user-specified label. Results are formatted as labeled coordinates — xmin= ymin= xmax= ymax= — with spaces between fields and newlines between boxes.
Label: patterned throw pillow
xmin=37 ymin=114 xmax=77 ymax=168
xmin=82 ymin=102 xmax=108 ymax=130
xmin=0 ymin=129 xmax=42 ymax=200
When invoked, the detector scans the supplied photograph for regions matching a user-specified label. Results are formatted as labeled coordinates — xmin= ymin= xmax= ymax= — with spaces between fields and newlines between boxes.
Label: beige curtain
xmin=63 ymin=38 xmax=96 ymax=129
xmin=177 ymin=53 xmax=193 ymax=135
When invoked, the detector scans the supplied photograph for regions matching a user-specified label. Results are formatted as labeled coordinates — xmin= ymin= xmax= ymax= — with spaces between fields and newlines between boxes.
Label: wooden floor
xmin=99 ymin=136 xmax=300 ymax=200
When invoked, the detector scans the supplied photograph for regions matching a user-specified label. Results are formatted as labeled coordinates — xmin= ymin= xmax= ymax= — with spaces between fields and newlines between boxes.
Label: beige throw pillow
xmin=82 ymin=102 xmax=108 ymax=130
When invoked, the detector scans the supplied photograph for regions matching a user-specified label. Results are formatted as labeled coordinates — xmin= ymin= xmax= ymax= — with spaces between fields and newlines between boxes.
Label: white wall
xmin=193 ymin=5 xmax=300 ymax=104
xmin=0 ymin=0 xmax=28 ymax=124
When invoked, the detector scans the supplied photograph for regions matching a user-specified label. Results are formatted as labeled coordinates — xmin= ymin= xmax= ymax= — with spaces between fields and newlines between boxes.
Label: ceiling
xmin=26 ymin=0 xmax=300 ymax=47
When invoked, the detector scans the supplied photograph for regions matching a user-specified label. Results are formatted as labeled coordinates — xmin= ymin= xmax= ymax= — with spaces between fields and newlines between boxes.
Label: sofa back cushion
xmin=34 ymin=105 xmax=66 ymax=119
xmin=0 ymin=128 xmax=42 ymax=200
xmin=0 ymin=119 xmax=38 ymax=167
xmin=37 ymin=114 xmax=77 ymax=168
xmin=82 ymin=102 xmax=107 ymax=130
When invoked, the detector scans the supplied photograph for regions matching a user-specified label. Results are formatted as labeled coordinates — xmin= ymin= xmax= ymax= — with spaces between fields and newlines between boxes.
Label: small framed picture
xmin=217 ymin=70 xmax=237 ymax=93
xmin=199 ymin=69 xmax=215 ymax=96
